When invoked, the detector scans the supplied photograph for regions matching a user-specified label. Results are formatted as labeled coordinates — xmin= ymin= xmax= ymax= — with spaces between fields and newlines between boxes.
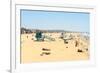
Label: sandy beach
xmin=21 ymin=32 xmax=89 ymax=63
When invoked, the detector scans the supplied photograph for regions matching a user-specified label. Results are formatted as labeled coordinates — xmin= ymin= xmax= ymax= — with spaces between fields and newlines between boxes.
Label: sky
xmin=21 ymin=10 xmax=90 ymax=32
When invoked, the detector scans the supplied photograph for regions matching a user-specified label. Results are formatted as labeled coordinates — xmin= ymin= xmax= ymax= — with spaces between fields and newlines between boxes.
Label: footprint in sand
xmin=40 ymin=48 xmax=51 ymax=56
xmin=40 ymin=52 xmax=51 ymax=56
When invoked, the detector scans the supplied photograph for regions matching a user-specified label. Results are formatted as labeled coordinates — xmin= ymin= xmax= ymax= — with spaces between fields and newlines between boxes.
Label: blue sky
xmin=21 ymin=10 xmax=90 ymax=32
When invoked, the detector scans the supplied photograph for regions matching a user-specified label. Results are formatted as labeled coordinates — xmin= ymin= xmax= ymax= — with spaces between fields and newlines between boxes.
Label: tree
xmin=35 ymin=31 xmax=42 ymax=41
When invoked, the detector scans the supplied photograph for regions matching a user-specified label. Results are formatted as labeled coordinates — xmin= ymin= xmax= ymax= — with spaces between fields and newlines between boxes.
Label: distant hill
xmin=21 ymin=27 xmax=89 ymax=34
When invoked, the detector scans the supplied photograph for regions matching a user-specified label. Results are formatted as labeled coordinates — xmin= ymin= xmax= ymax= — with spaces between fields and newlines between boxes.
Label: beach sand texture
xmin=21 ymin=32 xmax=89 ymax=63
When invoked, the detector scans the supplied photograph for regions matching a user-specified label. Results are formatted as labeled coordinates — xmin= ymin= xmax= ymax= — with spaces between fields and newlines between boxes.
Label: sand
xmin=21 ymin=32 xmax=89 ymax=64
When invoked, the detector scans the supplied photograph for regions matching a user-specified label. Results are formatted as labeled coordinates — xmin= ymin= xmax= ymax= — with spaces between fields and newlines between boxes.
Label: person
xmin=60 ymin=32 xmax=64 ymax=39
xmin=75 ymin=40 xmax=79 ymax=47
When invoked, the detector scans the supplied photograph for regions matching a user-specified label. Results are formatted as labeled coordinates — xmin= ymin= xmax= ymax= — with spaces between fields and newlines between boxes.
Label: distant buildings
xmin=21 ymin=27 xmax=33 ymax=34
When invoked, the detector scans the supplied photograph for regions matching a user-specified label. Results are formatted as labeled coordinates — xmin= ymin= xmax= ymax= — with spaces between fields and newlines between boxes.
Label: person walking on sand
xmin=75 ymin=40 xmax=79 ymax=47
xmin=60 ymin=32 xmax=64 ymax=39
